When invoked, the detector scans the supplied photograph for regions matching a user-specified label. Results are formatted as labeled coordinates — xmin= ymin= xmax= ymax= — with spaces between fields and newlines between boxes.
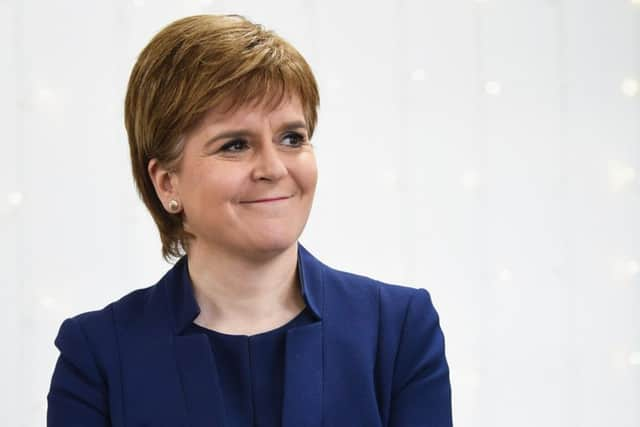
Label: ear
xmin=148 ymin=158 xmax=181 ymax=213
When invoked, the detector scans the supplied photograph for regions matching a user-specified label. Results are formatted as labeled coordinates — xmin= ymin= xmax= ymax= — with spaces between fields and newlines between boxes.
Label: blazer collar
xmin=162 ymin=242 xmax=325 ymax=335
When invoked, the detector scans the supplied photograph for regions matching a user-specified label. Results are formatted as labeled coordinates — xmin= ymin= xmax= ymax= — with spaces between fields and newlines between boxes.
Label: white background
xmin=1 ymin=0 xmax=639 ymax=425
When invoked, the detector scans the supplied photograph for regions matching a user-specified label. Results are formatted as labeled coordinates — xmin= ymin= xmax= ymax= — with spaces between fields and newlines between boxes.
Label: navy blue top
xmin=47 ymin=244 xmax=452 ymax=426
xmin=184 ymin=306 xmax=315 ymax=427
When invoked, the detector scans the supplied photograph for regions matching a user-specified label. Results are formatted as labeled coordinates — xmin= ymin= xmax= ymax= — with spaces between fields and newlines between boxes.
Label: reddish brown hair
xmin=124 ymin=14 xmax=320 ymax=261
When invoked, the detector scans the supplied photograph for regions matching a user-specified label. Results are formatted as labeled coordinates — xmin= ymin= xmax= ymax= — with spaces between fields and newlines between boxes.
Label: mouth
xmin=239 ymin=195 xmax=293 ymax=204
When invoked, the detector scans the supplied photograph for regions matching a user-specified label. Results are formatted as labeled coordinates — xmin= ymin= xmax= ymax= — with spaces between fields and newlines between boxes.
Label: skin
xmin=148 ymin=94 xmax=318 ymax=335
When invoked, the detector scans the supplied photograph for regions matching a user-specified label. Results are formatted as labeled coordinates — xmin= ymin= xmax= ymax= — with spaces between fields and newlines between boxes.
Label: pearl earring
xmin=168 ymin=199 xmax=180 ymax=212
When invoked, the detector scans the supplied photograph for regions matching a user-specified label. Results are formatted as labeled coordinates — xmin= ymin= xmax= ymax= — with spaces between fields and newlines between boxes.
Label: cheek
xmin=204 ymin=174 xmax=244 ymax=204
xmin=297 ymin=153 xmax=318 ymax=193
xmin=183 ymin=163 xmax=243 ymax=204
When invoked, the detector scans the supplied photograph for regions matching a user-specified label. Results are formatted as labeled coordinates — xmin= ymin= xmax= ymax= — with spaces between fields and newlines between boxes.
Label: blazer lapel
xmin=162 ymin=256 xmax=227 ymax=426
xmin=175 ymin=334 xmax=227 ymax=427
xmin=161 ymin=243 xmax=326 ymax=427
xmin=281 ymin=243 xmax=326 ymax=427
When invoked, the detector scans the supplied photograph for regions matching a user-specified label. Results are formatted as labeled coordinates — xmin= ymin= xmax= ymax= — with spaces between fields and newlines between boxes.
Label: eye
xmin=219 ymin=139 xmax=249 ymax=153
xmin=281 ymin=132 xmax=306 ymax=147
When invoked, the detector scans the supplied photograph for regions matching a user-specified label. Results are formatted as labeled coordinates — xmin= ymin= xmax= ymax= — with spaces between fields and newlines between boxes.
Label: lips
xmin=239 ymin=195 xmax=292 ymax=204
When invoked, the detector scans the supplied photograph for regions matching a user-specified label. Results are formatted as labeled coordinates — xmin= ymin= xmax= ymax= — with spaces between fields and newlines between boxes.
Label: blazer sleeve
xmin=389 ymin=288 xmax=452 ymax=427
xmin=47 ymin=317 xmax=110 ymax=427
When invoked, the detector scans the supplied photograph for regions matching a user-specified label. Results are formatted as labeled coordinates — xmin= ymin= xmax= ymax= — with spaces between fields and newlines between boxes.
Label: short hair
xmin=124 ymin=14 xmax=320 ymax=262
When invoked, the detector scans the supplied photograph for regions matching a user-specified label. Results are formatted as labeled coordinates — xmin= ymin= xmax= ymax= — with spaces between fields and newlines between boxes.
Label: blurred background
xmin=1 ymin=0 xmax=639 ymax=425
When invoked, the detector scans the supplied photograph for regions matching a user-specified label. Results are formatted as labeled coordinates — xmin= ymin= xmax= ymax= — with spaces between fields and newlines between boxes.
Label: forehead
xmin=198 ymin=93 xmax=305 ymax=130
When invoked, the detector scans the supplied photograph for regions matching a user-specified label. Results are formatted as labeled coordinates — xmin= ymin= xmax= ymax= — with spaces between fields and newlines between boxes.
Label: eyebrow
xmin=204 ymin=120 xmax=308 ymax=149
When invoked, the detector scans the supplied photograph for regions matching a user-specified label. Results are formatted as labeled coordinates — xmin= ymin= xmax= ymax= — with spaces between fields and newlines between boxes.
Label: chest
xmin=114 ymin=323 xmax=386 ymax=427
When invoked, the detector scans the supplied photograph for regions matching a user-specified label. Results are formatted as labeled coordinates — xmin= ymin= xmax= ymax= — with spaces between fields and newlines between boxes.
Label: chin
xmin=249 ymin=237 xmax=296 ymax=255
xmin=244 ymin=229 xmax=300 ymax=256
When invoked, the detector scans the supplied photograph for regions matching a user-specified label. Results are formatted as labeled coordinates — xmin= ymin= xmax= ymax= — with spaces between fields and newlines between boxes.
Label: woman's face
xmin=153 ymin=94 xmax=318 ymax=259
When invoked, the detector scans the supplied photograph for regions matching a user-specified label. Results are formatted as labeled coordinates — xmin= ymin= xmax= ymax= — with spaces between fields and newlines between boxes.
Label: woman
xmin=47 ymin=14 xmax=452 ymax=427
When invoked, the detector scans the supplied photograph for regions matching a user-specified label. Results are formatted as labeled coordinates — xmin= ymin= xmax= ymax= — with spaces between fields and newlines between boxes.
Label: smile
xmin=239 ymin=196 xmax=292 ymax=204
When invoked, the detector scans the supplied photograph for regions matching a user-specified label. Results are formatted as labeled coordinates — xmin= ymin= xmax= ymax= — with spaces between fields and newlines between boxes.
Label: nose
xmin=251 ymin=142 xmax=288 ymax=182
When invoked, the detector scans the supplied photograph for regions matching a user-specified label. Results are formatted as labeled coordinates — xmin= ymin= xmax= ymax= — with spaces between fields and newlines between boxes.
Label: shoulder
xmin=319 ymin=263 xmax=448 ymax=383
xmin=53 ymin=284 xmax=159 ymax=364
xmin=60 ymin=285 xmax=155 ymax=332
xmin=321 ymin=263 xmax=433 ymax=314
xmin=320 ymin=264 xmax=443 ymax=351
xmin=323 ymin=262 xmax=444 ymax=345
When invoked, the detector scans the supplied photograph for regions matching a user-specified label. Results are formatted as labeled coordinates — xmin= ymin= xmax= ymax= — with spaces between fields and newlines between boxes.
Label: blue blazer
xmin=47 ymin=244 xmax=452 ymax=426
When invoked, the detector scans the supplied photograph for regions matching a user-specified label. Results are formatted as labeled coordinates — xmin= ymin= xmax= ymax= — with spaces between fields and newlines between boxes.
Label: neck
xmin=186 ymin=241 xmax=305 ymax=333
